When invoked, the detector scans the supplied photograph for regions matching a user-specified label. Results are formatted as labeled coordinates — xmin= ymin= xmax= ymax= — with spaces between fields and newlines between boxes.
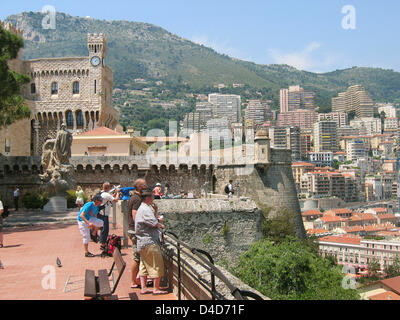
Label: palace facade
xmin=0 ymin=21 xmax=120 ymax=156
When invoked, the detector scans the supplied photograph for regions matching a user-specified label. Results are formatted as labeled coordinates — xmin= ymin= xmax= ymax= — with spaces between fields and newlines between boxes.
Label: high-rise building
xmin=280 ymin=85 xmax=315 ymax=113
xmin=276 ymin=109 xmax=318 ymax=130
xmin=269 ymin=126 xmax=301 ymax=161
xmin=245 ymin=100 xmax=271 ymax=126
xmin=313 ymin=121 xmax=338 ymax=153
xmin=208 ymin=93 xmax=242 ymax=124
xmin=318 ymin=112 xmax=348 ymax=128
xmin=332 ymin=85 xmax=374 ymax=118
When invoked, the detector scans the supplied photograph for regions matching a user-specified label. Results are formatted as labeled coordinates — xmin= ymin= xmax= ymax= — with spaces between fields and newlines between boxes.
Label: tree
xmin=0 ymin=25 xmax=30 ymax=128
xmin=367 ymin=258 xmax=382 ymax=280
xmin=384 ymin=255 xmax=400 ymax=279
xmin=233 ymin=237 xmax=360 ymax=300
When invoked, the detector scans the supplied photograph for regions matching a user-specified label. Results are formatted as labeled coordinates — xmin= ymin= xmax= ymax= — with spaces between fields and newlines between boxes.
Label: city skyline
xmin=0 ymin=0 xmax=399 ymax=73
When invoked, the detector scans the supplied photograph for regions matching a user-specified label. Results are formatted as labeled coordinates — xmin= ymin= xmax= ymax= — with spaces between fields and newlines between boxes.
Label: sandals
xmin=85 ymin=252 xmax=95 ymax=257
xmin=140 ymin=289 xmax=152 ymax=295
xmin=153 ymin=290 xmax=168 ymax=295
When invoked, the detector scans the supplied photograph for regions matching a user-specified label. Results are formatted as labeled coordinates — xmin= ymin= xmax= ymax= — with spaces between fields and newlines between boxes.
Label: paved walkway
xmin=0 ymin=211 xmax=176 ymax=300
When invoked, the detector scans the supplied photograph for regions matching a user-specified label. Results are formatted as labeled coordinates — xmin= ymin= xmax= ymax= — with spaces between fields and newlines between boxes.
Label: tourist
xmin=127 ymin=178 xmax=148 ymax=288
xmin=163 ymin=183 xmax=170 ymax=199
xmin=99 ymin=182 xmax=120 ymax=252
xmin=227 ymin=180 xmax=234 ymax=198
xmin=0 ymin=199 xmax=4 ymax=248
xmin=135 ymin=189 xmax=167 ymax=295
xmin=153 ymin=183 xmax=162 ymax=199
xmin=77 ymin=194 xmax=104 ymax=257
xmin=75 ymin=186 xmax=85 ymax=210
xmin=13 ymin=187 xmax=20 ymax=211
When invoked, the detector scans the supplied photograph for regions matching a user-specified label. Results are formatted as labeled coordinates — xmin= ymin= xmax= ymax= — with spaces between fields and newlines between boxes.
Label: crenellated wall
xmin=0 ymin=149 xmax=306 ymax=239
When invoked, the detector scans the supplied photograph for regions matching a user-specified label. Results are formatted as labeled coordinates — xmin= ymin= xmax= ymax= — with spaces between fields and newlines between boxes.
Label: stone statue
xmin=40 ymin=123 xmax=76 ymax=198
xmin=53 ymin=123 xmax=73 ymax=166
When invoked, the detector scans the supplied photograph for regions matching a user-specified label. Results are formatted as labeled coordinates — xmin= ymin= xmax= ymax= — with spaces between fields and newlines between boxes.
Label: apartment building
xmin=318 ymin=112 xmax=348 ymax=128
xmin=332 ymin=85 xmax=374 ymax=118
xmin=245 ymin=100 xmax=271 ymax=125
xmin=280 ymin=85 xmax=315 ymax=112
xmin=268 ymin=126 xmax=301 ymax=161
xmin=276 ymin=109 xmax=318 ymax=130
xmin=319 ymin=235 xmax=400 ymax=270
xmin=313 ymin=121 xmax=338 ymax=153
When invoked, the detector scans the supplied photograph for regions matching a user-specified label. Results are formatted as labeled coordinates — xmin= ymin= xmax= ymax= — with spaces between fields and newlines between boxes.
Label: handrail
xmin=162 ymin=231 xmax=264 ymax=301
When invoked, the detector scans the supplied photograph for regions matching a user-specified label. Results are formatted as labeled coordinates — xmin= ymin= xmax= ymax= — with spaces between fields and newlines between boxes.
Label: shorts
xmin=77 ymin=217 xmax=104 ymax=244
xmin=76 ymin=198 xmax=84 ymax=205
xmin=128 ymin=231 xmax=140 ymax=262
xmin=139 ymin=244 xmax=165 ymax=278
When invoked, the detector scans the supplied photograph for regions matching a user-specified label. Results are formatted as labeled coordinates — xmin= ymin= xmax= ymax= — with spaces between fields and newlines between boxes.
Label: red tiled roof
xmin=292 ymin=162 xmax=315 ymax=167
xmin=369 ymin=291 xmax=400 ymax=300
xmin=343 ymin=226 xmax=364 ymax=233
xmin=77 ymin=126 xmax=122 ymax=136
xmin=307 ymin=228 xmax=330 ymax=235
xmin=302 ymin=209 xmax=323 ymax=216
xmin=378 ymin=214 xmax=397 ymax=219
xmin=320 ymin=215 xmax=345 ymax=223
xmin=319 ymin=235 xmax=361 ymax=245
xmin=370 ymin=208 xmax=388 ymax=213
xmin=332 ymin=208 xmax=353 ymax=214
xmin=380 ymin=276 xmax=400 ymax=295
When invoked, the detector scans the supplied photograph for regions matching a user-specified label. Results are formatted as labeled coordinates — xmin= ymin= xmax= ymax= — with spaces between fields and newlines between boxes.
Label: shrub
xmin=22 ymin=192 xmax=49 ymax=209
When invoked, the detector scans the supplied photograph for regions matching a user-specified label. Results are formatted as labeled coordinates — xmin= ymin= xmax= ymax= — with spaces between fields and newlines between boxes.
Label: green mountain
xmin=5 ymin=11 xmax=400 ymax=110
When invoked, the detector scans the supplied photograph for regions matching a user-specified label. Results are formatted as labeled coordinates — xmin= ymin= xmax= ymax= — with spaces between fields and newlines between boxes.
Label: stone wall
xmin=155 ymin=198 xmax=264 ymax=265
xmin=214 ymin=149 xmax=306 ymax=239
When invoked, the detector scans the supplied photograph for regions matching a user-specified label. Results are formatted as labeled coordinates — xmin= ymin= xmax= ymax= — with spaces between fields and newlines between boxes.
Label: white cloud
xmin=268 ymin=42 xmax=338 ymax=73
xmin=191 ymin=35 xmax=250 ymax=61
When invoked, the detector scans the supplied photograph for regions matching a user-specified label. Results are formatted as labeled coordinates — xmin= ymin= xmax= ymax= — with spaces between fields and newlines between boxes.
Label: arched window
xmin=76 ymin=110 xmax=84 ymax=129
xmin=66 ymin=110 xmax=74 ymax=129
xmin=31 ymin=83 xmax=36 ymax=94
xmin=51 ymin=82 xmax=58 ymax=95
xmin=73 ymin=81 xmax=80 ymax=94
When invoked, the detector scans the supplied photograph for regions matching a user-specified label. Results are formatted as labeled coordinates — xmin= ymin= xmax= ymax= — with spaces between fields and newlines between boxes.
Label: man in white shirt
xmin=13 ymin=188 xmax=19 ymax=211
xmin=99 ymin=182 xmax=120 ymax=251
xmin=228 ymin=180 xmax=234 ymax=198
xmin=0 ymin=200 xmax=4 ymax=248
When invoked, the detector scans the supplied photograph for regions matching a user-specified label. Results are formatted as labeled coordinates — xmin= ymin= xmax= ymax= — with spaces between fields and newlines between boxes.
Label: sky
xmin=0 ymin=0 xmax=399 ymax=73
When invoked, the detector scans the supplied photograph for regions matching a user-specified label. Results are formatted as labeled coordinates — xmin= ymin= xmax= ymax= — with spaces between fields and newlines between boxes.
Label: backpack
xmin=2 ymin=205 xmax=9 ymax=218
xmin=224 ymin=185 xmax=230 ymax=194
xmin=102 ymin=234 xmax=121 ymax=257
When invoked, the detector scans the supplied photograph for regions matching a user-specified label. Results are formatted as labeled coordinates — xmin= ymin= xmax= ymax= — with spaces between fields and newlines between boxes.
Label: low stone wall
xmin=154 ymin=198 xmax=264 ymax=265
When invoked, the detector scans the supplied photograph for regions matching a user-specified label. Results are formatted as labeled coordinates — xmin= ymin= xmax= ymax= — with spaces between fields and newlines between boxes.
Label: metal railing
xmin=160 ymin=231 xmax=264 ymax=301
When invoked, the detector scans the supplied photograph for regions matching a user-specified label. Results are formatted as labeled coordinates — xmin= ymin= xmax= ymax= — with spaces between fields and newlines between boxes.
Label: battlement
xmin=0 ymin=21 xmax=23 ymax=37
xmin=87 ymin=33 xmax=106 ymax=42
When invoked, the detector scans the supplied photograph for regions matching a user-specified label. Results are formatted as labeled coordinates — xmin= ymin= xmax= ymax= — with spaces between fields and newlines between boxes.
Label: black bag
xmin=2 ymin=205 xmax=9 ymax=218
xmin=224 ymin=185 xmax=230 ymax=194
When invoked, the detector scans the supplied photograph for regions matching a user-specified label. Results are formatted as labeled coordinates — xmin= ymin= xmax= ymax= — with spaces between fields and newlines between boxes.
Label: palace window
xmin=66 ymin=110 xmax=74 ymax=129
xmin=76 ymin=110 xmax=84 ymax=128
xmin=73 ymin=81 xmax=80 ymax=94
xmin=51 ymin=82 xmax=58 ymax=95
xmin=31 ymin=83 xmax=36 ymax=94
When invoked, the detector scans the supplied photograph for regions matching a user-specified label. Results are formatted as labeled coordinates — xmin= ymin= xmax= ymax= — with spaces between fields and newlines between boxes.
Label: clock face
xmin=91 ymin=56 xmax=101 ymax=67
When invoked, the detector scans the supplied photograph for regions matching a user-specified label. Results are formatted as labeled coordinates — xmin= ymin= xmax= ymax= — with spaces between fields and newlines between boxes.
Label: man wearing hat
xmin=135 ymin=189 xmax=167 ymax=295
xmin=77 ymin=194 xmax=104 ymax=257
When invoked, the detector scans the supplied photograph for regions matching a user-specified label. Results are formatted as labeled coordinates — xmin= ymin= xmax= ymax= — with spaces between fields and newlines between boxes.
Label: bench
xmin=84 ymin=248 xmax=126 ymax=300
